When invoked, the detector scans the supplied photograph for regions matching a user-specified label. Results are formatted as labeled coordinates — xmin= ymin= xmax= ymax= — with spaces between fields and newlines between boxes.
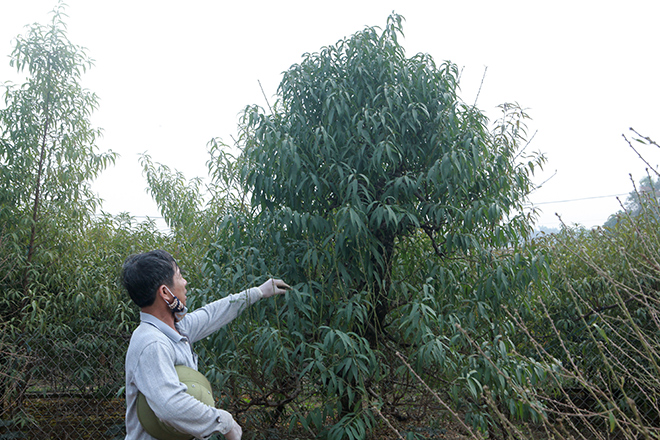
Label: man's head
xmin=121 ymin=250 xmax=179 ymax=308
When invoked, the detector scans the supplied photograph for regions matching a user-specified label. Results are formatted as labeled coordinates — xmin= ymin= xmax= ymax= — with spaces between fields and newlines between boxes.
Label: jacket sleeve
xmin=180 ymin=287 xmax=262 ymax=343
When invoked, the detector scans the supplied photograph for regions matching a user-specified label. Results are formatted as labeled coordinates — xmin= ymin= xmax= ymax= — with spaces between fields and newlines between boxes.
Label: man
xmin=122 ymin=249 xmax=289 ymax=440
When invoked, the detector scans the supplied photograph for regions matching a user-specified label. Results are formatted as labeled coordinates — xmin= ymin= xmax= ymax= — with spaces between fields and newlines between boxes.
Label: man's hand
xmin=225 ymin=420 xmax=242 ymax=440
xmin=258 ymin=278 xmax=290 ymax=298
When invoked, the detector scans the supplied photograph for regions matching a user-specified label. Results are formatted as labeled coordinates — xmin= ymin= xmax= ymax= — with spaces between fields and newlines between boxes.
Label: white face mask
xmin=164 ymin=286 xmax=188 ymax=322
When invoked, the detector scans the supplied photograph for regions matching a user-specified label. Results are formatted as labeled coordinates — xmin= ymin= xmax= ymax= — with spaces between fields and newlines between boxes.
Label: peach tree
xmin=200 ymin=14 xmax=549 ymax=438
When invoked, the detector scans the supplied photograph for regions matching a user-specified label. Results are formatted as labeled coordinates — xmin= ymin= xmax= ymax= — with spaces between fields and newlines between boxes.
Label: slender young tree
xmin=0 ymin=3 xmax=116 ymax=327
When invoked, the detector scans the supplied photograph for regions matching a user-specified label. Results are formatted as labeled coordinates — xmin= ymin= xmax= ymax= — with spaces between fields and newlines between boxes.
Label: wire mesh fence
xmin=1 ymin=325 xmax=128 ymax=440
xmin=2 ymin=305 xmax=659 ymax=440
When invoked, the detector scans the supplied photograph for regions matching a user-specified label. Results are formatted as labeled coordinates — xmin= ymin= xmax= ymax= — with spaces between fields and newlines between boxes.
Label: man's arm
xmin=181 ymin=279 xmax=290 ymax=343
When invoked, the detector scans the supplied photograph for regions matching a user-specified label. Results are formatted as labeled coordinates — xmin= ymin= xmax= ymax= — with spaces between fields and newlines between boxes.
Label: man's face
xmin=171 ymin=266 xmax=188 ymax=306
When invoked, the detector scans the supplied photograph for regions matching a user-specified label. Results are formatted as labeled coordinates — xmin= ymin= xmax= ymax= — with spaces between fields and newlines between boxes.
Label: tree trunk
xmin=22 ymin=102 xmax=50 ymax=297
xmin=367 ymin=228 xmax=395 ymax=345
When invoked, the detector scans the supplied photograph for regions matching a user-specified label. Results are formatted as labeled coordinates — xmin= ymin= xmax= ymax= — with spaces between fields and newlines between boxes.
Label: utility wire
xmin=100 ymin=193 xmax=631 ymax=222
xmin=529 ymin=193 xmax=628 ymax=206
xmin=113 ymin=194 xmax=631 ymax=218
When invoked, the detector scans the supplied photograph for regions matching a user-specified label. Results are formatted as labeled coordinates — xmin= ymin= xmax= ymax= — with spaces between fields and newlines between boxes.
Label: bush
xmin=504 ymin=177 xmax=660 ymax=438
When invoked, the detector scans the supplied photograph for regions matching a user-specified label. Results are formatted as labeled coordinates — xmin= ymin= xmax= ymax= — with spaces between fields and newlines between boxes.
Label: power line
xmin=101 ymin=194 xmax=631 ymax=220
xmin=530 ymin=193 xmax=628 ymax=206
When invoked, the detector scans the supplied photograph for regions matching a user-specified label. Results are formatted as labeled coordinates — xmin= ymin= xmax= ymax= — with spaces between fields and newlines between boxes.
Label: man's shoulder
xmin=128 ymin=322 xmax=169 ymax=352
xmin=126 ymin=322 xmax=175 ymax=370
xmin=131 ymin=320 xmax=165 ymax=337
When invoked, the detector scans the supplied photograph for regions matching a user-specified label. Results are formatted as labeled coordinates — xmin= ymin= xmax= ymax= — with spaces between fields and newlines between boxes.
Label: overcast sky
xmin=1 ymin=1 xmax=659 ymax=230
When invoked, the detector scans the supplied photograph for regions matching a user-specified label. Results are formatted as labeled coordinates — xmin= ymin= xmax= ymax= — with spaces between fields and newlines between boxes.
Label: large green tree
xmin=239 ymin=13 xmax=544 ymax=341
xmin=198 ymin=14 xmax=549 ymax=438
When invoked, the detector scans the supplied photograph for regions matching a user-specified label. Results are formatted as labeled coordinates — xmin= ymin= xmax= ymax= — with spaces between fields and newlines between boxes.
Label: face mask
xmin=164 ymin=286 xmax=188 ymax=322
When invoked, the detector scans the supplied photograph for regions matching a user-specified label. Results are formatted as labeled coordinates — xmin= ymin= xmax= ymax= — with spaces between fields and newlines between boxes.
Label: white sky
xmin=1 ymin=0 xmax=659 ymax=230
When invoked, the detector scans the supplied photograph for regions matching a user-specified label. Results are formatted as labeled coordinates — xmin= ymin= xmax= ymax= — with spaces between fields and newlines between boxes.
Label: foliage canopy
xmin=240 ymin=13 xmax=544 ymax=337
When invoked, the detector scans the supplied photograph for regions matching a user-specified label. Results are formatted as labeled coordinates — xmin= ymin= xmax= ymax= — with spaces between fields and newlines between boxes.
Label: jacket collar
xmin=140 ymin=311 xmax=187 ymax=342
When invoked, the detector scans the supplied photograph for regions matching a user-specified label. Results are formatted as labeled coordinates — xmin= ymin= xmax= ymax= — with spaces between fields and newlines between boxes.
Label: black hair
xmin=121 ymin=250 xmax=178 ymax=308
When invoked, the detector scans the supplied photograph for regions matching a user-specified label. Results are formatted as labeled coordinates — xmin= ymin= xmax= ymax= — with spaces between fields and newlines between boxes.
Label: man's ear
xmin=157 ymin=285 xmax=171 ymax=302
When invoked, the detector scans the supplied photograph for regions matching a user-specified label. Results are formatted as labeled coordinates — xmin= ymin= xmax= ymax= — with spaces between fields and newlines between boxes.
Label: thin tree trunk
xmin=22 ymin=101 xmax=50 ymax=295
xmin=371 ymin=229 xmax=395 ymax=341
